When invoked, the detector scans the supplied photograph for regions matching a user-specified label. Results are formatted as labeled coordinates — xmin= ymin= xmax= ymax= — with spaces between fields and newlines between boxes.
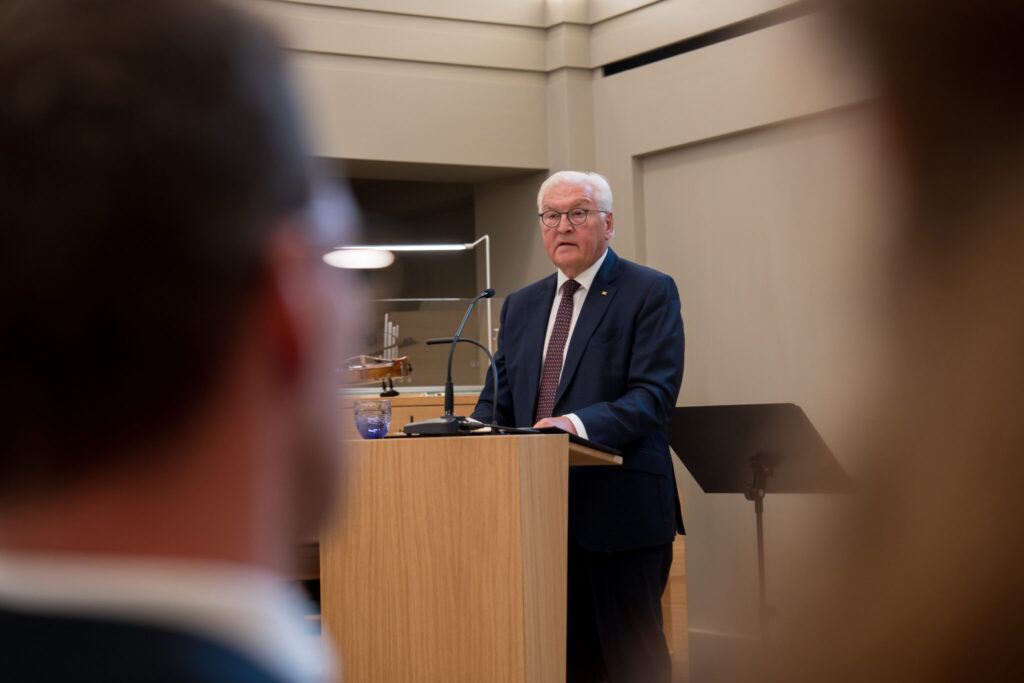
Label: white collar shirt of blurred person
xmin=0 ymin=551 xmax=336 ymax=683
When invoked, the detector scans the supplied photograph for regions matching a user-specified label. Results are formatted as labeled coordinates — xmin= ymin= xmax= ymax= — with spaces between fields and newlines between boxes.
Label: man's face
xmin=540 ymin=182 xmax=613 ymax=278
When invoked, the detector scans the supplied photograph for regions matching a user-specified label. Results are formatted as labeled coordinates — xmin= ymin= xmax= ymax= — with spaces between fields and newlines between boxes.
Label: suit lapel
xmin=519 ymin=275 xmax=557 ymax=423
xmin=555 ymin=249 xmax=619 ymax=407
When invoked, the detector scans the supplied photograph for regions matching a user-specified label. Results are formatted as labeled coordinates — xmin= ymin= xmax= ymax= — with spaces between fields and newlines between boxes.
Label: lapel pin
xmin=601 ymin=291 xmax=607 ymax=296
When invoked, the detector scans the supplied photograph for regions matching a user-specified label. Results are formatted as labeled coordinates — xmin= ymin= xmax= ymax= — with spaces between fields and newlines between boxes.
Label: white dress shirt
xmin=540 ymin=248 xmax=609 ymax=439
xmin=0 ymin=552 xmax=336 ymax=683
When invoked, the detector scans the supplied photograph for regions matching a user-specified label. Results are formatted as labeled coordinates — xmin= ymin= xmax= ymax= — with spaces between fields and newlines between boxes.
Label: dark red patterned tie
xmin=534 ymin=279 xmax=581 ymax=422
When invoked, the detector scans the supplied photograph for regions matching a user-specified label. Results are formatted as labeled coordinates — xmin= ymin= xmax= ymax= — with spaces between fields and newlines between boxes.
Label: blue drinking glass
xmin=353 ymin=399 xmax=391 ymax=439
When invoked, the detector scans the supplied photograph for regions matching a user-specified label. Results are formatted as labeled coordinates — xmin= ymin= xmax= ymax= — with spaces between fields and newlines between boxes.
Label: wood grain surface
xmin=320 ymin=435 xmax=586 ymax=682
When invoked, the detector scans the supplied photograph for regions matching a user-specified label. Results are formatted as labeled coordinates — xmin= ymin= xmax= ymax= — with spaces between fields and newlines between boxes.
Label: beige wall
xmin=249 ymin=0 xmax=804 ymax=175
xmin=253 ymin=0 xmax=896 ymax=677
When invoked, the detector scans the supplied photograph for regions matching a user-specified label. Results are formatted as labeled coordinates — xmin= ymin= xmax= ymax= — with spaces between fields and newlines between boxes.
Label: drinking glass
xmin=353 ymin=399 xmax=391 ymax=439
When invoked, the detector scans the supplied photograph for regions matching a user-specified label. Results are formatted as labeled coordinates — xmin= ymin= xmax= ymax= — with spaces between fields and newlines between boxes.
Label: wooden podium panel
xmin=321 ymin=434 xmax=595 ymax=682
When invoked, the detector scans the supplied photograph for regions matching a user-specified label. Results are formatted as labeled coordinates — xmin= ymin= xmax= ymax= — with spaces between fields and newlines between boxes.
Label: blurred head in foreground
xmin=757 ymin=1 xmax=1024 ymax=681
xmin=0 ymin=0 xmax=357 ymax=579
xmin=0 ymin=1 xmax=359 ymax=678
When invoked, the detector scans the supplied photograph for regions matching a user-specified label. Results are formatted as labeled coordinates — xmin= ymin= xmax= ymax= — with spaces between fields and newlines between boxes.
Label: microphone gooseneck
xmin=444 ymin=288 xmax=494 ymax=416
xmin=426 ymin=337 xmax=497 ymax=428
xmin=403 ymin=288 xmax=496 ymax=436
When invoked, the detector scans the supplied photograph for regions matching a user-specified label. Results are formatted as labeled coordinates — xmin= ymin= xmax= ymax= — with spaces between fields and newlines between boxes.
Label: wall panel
xmin=265 ymin=0 xmax=548 ymax=27
xmin=292 ymin=54 xmax=548 ymax=167
xmin=253 ymin=0 xmax=547 ymax=70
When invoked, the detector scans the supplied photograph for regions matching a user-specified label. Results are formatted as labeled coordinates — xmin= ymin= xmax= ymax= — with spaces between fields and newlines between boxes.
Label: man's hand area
xmin=532 ymin=416 xmax=577 ymax=434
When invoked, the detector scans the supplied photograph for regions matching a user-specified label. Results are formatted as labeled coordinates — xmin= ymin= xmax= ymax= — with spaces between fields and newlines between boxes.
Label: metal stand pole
xmin=745 ymin=453 xmax=772 ymax=642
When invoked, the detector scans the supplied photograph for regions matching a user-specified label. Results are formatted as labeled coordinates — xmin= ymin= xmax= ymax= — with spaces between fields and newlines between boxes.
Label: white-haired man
xmin=473 ymin=171 xmax=685 ymax=682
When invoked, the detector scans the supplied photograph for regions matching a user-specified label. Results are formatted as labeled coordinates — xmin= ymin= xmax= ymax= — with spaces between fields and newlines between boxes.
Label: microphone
xmin=444 ymin=288 xmax=493 ymax=416
xmin=403 ymin=288 xmax=494 ymax=436
xmin=424 ymin=336 xmax=497 ymax=429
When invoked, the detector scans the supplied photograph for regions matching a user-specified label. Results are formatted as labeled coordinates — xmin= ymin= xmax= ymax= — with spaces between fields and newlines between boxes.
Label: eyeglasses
xmin=538 ymin=208 xmax=607 ymax=229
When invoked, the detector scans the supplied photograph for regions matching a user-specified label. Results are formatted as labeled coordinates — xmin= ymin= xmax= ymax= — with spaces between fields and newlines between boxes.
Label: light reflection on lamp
xmin=322 ymin=235 xmax=493 ymax=352
xmin=322 ymin=248 xmax=395 ymax=270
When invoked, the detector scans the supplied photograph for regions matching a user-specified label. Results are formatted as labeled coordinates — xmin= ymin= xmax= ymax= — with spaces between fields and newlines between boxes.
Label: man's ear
xmin=604 ymin=211 xmax=615 ymax=240
xmin=259 ymin=222 xmax=316 ymax=384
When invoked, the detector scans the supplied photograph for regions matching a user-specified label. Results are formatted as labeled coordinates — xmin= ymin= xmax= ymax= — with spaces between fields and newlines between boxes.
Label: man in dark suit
xmin=472 ymin=171 xmax=685 ymax=682
xmin=0 ymin=1 xmax=360 ymax=680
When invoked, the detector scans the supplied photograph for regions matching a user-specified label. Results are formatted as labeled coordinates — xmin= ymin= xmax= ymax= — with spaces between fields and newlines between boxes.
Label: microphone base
xmin=403 ymin=415 xmax=472 ymax=436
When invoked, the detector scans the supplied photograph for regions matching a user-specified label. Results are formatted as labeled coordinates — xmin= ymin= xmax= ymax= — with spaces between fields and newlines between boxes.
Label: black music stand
xmin=668 ymin=403 xmax=849 ymax=641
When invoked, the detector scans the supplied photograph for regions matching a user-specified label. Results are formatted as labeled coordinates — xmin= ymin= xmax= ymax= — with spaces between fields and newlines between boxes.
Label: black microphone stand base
xmin=379 ymin=378 xmax=399 ymax=398
xmin=403 ymin=415 xmax=473 ymax=436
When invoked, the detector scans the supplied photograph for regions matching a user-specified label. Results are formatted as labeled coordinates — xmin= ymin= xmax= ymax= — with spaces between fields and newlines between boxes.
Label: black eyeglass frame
xmin=538 ymin=208 xmax=608 ymax=229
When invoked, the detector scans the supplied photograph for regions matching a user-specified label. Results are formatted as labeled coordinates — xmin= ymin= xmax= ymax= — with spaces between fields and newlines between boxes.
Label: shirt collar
xmin=0 ymin=551 xmax=335 ymax=683
xmin=556 ymin=248 xmax=608 ymax=293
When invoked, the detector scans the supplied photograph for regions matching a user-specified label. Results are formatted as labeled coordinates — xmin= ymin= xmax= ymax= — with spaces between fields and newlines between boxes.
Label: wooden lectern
xmin=319 ymin=434 xmax=620 ymax=683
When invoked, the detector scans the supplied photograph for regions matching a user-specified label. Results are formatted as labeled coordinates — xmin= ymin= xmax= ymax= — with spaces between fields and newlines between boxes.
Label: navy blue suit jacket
xmin=0 ymin=606 xmax=289 ymax=682
xmin=473 ymin=249 xmax=685 ymax=552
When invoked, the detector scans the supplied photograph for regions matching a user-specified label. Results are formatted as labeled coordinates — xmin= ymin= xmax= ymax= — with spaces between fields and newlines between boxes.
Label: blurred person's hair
xmin=842 ymin=0 xmax=1024 ymax=237
xmin=0 ymin=0 xmax=313 ymax=498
